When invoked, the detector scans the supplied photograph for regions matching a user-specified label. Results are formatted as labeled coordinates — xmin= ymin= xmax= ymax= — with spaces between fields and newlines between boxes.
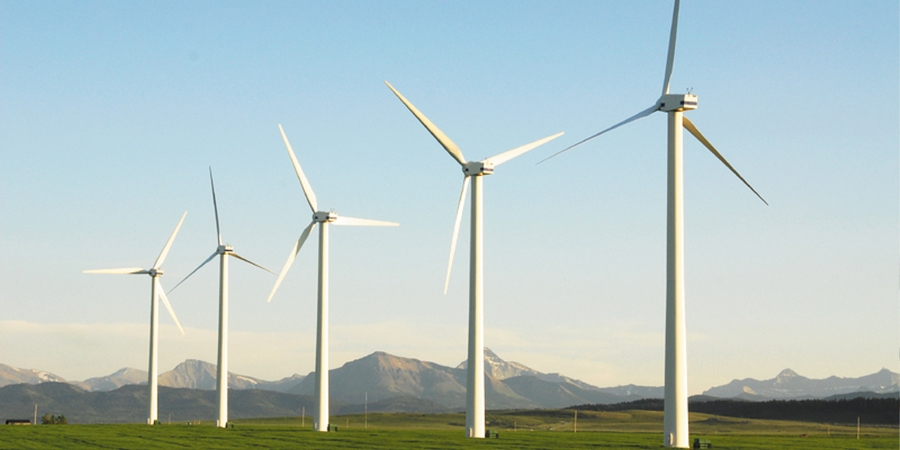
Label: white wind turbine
xmin=542 ymin=1 xmax=766 ymax=447
xmin=385 ymin=81 xmax=563 ymax=439
xmin=267 ymin=124 xmax=398 ymax=433
xmin=84 ymin=211 xmax=187 ymax=425
xmin=169 ymin=168 xmax=273 ymax=428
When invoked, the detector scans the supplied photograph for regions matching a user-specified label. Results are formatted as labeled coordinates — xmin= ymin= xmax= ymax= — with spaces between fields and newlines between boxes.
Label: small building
xmin=6 ymin=419 xmax=32 ymax=425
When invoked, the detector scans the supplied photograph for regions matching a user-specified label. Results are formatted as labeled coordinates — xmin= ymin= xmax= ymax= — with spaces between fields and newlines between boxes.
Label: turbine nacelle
xmin=268 ymin=125 xmax=399 ymax=305
xmin=217 ymin=244 xmax=234 ymax=255
xmin=385 ymin=80 xmax=563 ymax=300
xmin=658 ymin=93 xmax=698 ymax=112
xmin=314 ymin=211 xmax=338 ymax=223
xmin=83 ymin=211 xmax=188 ymax=342
xmin=463 ymin=161 xmax=494 ymax=176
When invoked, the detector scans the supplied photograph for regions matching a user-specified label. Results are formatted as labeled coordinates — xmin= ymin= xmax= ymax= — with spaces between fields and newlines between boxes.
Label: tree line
xmin=41 ymin=413 xmax=67 ymax=425
xmin=571 ymin=397 xmax=899 ymax=425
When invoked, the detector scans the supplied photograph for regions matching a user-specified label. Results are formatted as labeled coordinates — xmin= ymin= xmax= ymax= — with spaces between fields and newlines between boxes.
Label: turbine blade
xmin=83 ymin=268 xmax=148 ymax=275
xmin=444 ymin=176 xmax=470 ymax=295
xmin=682 ymin=116 xmax=768 ymax=205
xmin=384 ymin=81 xmax=467 ymax=166
xmin=485 ymin=132 xmax=565 ymax=167
xmin=156 ymin=279 xmax=185 ymax=335
xmin=662 ymin=0 xmax=681 ymax=96
xmin=209 ymin=167 xmax=223 ymax=246
xmin=538 ymin=103 xmax=659 ymax=164
xmin=230 ymin=252 xmax=276 ymax=275
xmin=167 ymin=251 xmax=218 ymax=294
xmin=267 ymin=222 xmax=316 ymax=302
xmin=333 ymin=216 xmax=399 ymax=227
xmin=153 ymin=211 xmax=188 ymax=269
xmin=278 ymin=124 xmax=319 ymax=213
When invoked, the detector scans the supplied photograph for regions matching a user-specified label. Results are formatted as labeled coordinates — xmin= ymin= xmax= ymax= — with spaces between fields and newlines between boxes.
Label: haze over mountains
xmin=2 ymin=349 xmax=896 ymax=412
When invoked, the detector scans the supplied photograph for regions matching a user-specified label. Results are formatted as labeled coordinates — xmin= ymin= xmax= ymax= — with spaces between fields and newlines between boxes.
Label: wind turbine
xmin=267 ymin=124 xmax=398 ymax=432
xmin=169 ymin=168 xmax=273 ymax=428
xmin=84 ymin=211 xmax=187 ymax=425
xmin=385 ymin=81 xmax=563 ymax=438
xmin=542 ymin=1 xmax=766 ymax=447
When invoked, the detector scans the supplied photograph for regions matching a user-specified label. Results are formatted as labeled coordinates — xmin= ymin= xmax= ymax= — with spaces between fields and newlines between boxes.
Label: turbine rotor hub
xmin=218 ymin=244 xmax=233 ymax=254
xmin=149 ymin=268 xmax=161 ymax=277
xmin=463 ymin=161 xmax=494 ymax=176
xmin=314 ymin=211 xmax=338 ymax=223
xmin=658 ymin=93 xmax=698 ymax=112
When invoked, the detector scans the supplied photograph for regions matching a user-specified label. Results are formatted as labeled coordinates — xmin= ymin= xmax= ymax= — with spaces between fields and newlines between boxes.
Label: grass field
xmin=1 ymin=410 xmax=896 ymax=449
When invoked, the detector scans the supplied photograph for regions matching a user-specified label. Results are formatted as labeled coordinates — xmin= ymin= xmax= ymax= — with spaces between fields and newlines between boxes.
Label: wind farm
xmin=2 ymin=1 xmax=896 ymax=449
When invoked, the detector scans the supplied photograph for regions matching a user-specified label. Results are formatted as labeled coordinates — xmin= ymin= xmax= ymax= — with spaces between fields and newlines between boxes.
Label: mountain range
xmin=701 ymin=367 xmax=899 ymax=400
xmin=2 ymin=349 xmax=896 ymax=414
xmin=0 ymin=361 xmax=305 ymax=393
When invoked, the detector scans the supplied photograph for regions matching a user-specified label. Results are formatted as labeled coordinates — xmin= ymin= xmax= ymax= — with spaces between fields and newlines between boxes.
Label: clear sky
xmin=1 ymin=1 xmax=896 ymax=395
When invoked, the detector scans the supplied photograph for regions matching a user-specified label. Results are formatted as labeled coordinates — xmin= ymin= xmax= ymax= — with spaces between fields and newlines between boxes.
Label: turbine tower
xmin=386 ymin=81 xmax=563 ymax=438
xmin=169 ymin=168 xmax=273 ymax=429
xmin=84 ymin=211 xmax=187 ymax=425
xmin=267 ymin=124 xmax=398 ymax=432
xmin=542 ymin=1 xmax=766 ymax=447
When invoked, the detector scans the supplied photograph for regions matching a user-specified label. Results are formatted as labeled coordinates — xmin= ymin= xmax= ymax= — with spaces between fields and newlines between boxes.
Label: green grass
xmin=1 ymin=410 xmax=896 ymax=449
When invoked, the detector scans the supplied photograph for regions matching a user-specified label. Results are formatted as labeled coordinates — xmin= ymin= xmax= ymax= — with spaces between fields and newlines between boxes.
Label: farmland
xmin=1 ymin=409 xmax=896 ymax=449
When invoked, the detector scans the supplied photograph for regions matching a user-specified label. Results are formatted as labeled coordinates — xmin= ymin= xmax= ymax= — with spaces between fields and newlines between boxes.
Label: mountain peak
xmin=777 ymin=368 xmax=798 ymax=378
xmin=773 ymin=368 xmax=808 ymax=386
xmin=178 ymin=359 xmax=207 ymax=368
xmin=456 ymin=348 xmax=543 ymax=380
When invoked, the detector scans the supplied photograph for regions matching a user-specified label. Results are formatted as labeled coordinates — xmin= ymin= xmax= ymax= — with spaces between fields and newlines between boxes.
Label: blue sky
xmin=1 ymin=0 xmax=896 ymax=394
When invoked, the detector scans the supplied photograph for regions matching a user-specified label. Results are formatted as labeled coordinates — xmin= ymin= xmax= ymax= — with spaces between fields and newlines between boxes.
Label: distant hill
xmin=573 ymin=396 xmax=900 ymax=425
xmin=502 ymin=375 xmax=642 ymax=408
xmin=156 ymin=359 xmax=293 ymax=391
xmin=703 ymin=368 xmax=899 ymax=399
xmin=594 ymin=384 xmax=665 ymax=398
xmin=73 ymin=367 xmax=147 ymax=391
xmin=0 ymin=364 xmax=66 ymax=387
xmin=67 ymin=361 xmax=304 ymax=393
xmin=285 ymin=351 xmax=644 ymax=410
xmin=0 ymin=382 xmax=459 ymax=424
xmin=0 ymin=382 xmax=321 ymax=424
xmin=286 ymin=351 xmax=537 ymax=409
xmin=689 ymin=397 xmax=899 ymax=425
xmin=823 ymin=391 xmax=899 ymax=401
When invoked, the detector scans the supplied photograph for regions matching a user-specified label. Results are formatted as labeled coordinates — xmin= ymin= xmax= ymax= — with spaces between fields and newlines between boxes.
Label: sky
xmin=1 ymin=1 xmax=897 ymax=395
